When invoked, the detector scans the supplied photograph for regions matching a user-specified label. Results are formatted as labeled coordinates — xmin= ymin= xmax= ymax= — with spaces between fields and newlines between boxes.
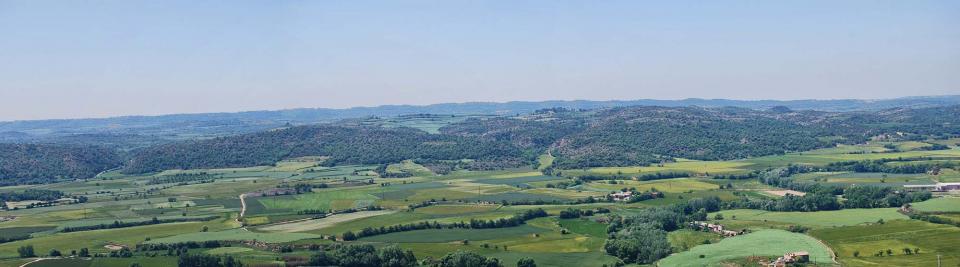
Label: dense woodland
xmin=123 ymin=126 xmax=524 ymax=174
xmin=0 ymin=144 xmax=120 ymax=185
xmin=1 ymin=105 xmax=959 ymax=182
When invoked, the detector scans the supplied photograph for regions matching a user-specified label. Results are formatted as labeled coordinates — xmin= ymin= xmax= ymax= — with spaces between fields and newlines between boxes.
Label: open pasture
xmin=811 ymin=219 xmax=960 ymax=267
xmin=468 ymin=192 xmax=569 ymax=203
xmin=360 ymin=224 xmax=547 ymax=243
xmin=0 ymin=221 xmax=224 ymax=258
xmin=413 ymin=204 xmax=499 ymax=215
xmin=0 ymin=226 xmax=56 ymax=239
xmin=256 ymin=189 xmax=378 ymax=214
xmin=710 ymin=209 xmax=907 ymax=228
xmin=584 ymin=159 xmax=753 ymax=176
xmin=258 ymin=210 xmax=396 ymax=233
xmin=584 ymin=178 xmax=718 ymax=193
xmin=385 ymin=160 xmax=435 ymax=177
xmin=558 ymin=218 xmax=607 ymax=238
xmin=536 ymin=154 xmax=554 ymax=171
xmin=147 ymin=228 xmax=321 ymax=244
xmin=793 ymin=172 xmax=935 ymax=186
xmin=911 ymin=197 xmax=960 ymax=213
xmin=474 ymin=175 xmax=565 ymax=188
xmin=657 ymin=229 xmax=834 ymax=266
xmin=667 ymin=229 xmax=721 ymax=252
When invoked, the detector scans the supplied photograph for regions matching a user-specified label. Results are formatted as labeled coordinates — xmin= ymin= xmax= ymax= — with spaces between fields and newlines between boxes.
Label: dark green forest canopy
xmin=122 ymin=125 xmax=524 ymax=174
xmin=0 ymin=143 xmax=120 ymax=185
xmin=444 ymin=106 xmax=960 ymax=169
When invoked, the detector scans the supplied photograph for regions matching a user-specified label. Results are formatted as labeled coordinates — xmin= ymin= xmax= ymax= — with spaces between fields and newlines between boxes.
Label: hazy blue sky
xmin=1 ymin=1 xmax=958 ymax=120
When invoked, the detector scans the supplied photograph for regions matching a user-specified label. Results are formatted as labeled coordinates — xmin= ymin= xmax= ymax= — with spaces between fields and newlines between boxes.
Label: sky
xmin=0 ymin=1 xmax=958 ymax=121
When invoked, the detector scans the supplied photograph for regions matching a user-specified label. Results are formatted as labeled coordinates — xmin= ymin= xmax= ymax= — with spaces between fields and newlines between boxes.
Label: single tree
xmin=17 ymin=245 xmax=35 ymax=258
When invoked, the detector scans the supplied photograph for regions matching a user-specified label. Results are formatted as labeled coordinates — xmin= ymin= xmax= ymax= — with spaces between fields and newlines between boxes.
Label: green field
xmin=558 ymin=218 xmax=607 ymax=238
xmin=0 ymin=139 xmax=957 ymax=266
xmin=257 ymin=189 xmax=378 ymax=213
xmin=0 ymin=226 xmax=56 ymax=239
xmin=536 ymin=154 xmax=554 ymax=171
xmin=711 ymin=208 xmax=908 ymax=228
xmin=386 ymin=160 xmax=435 ymax=177
xmin=583 ymin=159 xmax=753 ymax=176
xmin=668 ymin=229 xmax=721 ymax=252
xmin=584 ymin=178 xmax=719 ymax=193
xmin=147 ymin=228 xmax=321 ymax=244
xmin=911 ymin=197 xmax=960 ymax=213
xmin=811 ymin=219 xmax=960 ymax=266
xmin=360 ymin=225 xmax=547 ymax=243
xmin=658 ymin=229 xmax=834 ymax=266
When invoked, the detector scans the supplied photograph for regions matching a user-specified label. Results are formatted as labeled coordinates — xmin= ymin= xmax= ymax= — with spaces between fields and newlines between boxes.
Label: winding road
xmin=237 ymin=193 xmax=248 ymax=224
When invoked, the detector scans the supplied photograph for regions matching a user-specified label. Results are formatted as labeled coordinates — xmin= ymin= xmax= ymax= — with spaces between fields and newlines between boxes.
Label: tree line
xmin=342 ymin=209 xmax=548 ymax=240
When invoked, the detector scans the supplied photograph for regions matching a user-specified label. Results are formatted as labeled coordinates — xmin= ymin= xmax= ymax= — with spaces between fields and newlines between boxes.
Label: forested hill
xmin=0 ymin=144 xmax=121 ymax=185
xmin=121 ymin=105 xmax=960 ymax=174
xmin=2 ymin=95 xmax=958 ymax=145
xmin=122 ymin=126 xmax=523 ymax=174
xmin=3 ymin=105 xmax=959 ymax=182
xmin=440 ymin=106 xmax=960 ymax=169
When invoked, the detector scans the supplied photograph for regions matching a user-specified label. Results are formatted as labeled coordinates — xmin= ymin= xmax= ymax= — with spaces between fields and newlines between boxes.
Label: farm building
xmin=689 ymin=221 xmax=743 ymax=237
xmin=610 ymin=191 xmax=632 ymax=201
xmin=903 ymin=182 xmax=960 ymax=192
xmin=768 ymin=251 xmax=809 ymax=267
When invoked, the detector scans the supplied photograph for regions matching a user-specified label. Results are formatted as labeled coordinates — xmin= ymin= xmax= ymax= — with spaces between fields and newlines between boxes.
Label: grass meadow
xmin=658 ymin=229 xmax=834 ymax=266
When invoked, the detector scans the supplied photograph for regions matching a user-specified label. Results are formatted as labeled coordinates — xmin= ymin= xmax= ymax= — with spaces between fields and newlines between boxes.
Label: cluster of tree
xmin=300 ymin=244 xmax=416 ymax=267
xmin=146 ymin=172 xmax=219 ymax=185
xmin=854 ymin=247 xmax=921 ymax=258
xmin=750 ymin=166 xmax=935 ymax=211
xmin=0 ymin=189 xmax=85 ymax=210
xmin=407 ymin=200 xmax=437 ymax=210
xmin=344 ymin=209 xmax=548 ymax=240
xmin=61 ymin=216 xmax=219 ymax=233
xmin=0 ymin=189 xmax=65 ymax=202
xmin=711 ymin=172 xmax=758 ymax=180
xmin=296 ymin=209 xmax=327 ymax=215
xmin=0 ymin=235 xmax=30 ymax=244
xmin=412 ymin=159 xmax=459 ymax=175
xmin=824 ymin=159 xmax=956 ymax=174
xmin=558 ymin=207 xmax=611 ymax=219
xmin=919 ymin=143 xmax=950 ymax=151
xmin=123 ymin=125 xmax=525 ymax=174
xmin=374 ymin=164 xmax=413 ymax=178
xmin=843 ymin=186 xmax=932 ymax=209
xmin=725 ymin=193 xmax=841 ymax=212
xmin=178 ymin=253 xmax=243 ymax=267
xmin=16 ymin=245 xmax=34 ymax=258
xmin=604 ymin=197 xmax=723 ymax=264
xmin=278 ymin=183 xmax=326 ymax=194
xmin=136 ymin=241 xmax=225 ymax=252
xmin=0 ymin=143 xmax=120 ymax=185
xmin=434 ymin=250 xmax=506 ymax=267
xmin=908 ymin=213 xmax=960 ymax=227
xmin=623 ymin=190 xmax=666 ymax=203
xmin=758 ymin=165 xmax=843 ymax=195
xmin=108 ymin=247 xmax=134 ymax=258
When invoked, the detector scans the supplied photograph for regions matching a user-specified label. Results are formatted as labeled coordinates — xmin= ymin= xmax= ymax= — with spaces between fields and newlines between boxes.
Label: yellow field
xmin=588 ymin=159 xmax=752 ymax=175
xmin=414 ymin=204 xmax=499 ymax=215
xmin=489 ymin=171 xmax=545 ymax=179
xmin=585 ymin=178 xmax=719 ymax=193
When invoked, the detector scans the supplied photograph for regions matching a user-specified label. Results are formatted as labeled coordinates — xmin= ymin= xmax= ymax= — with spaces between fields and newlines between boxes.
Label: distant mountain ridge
xmin=2 ymin=95 xmax=958 ymax=143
